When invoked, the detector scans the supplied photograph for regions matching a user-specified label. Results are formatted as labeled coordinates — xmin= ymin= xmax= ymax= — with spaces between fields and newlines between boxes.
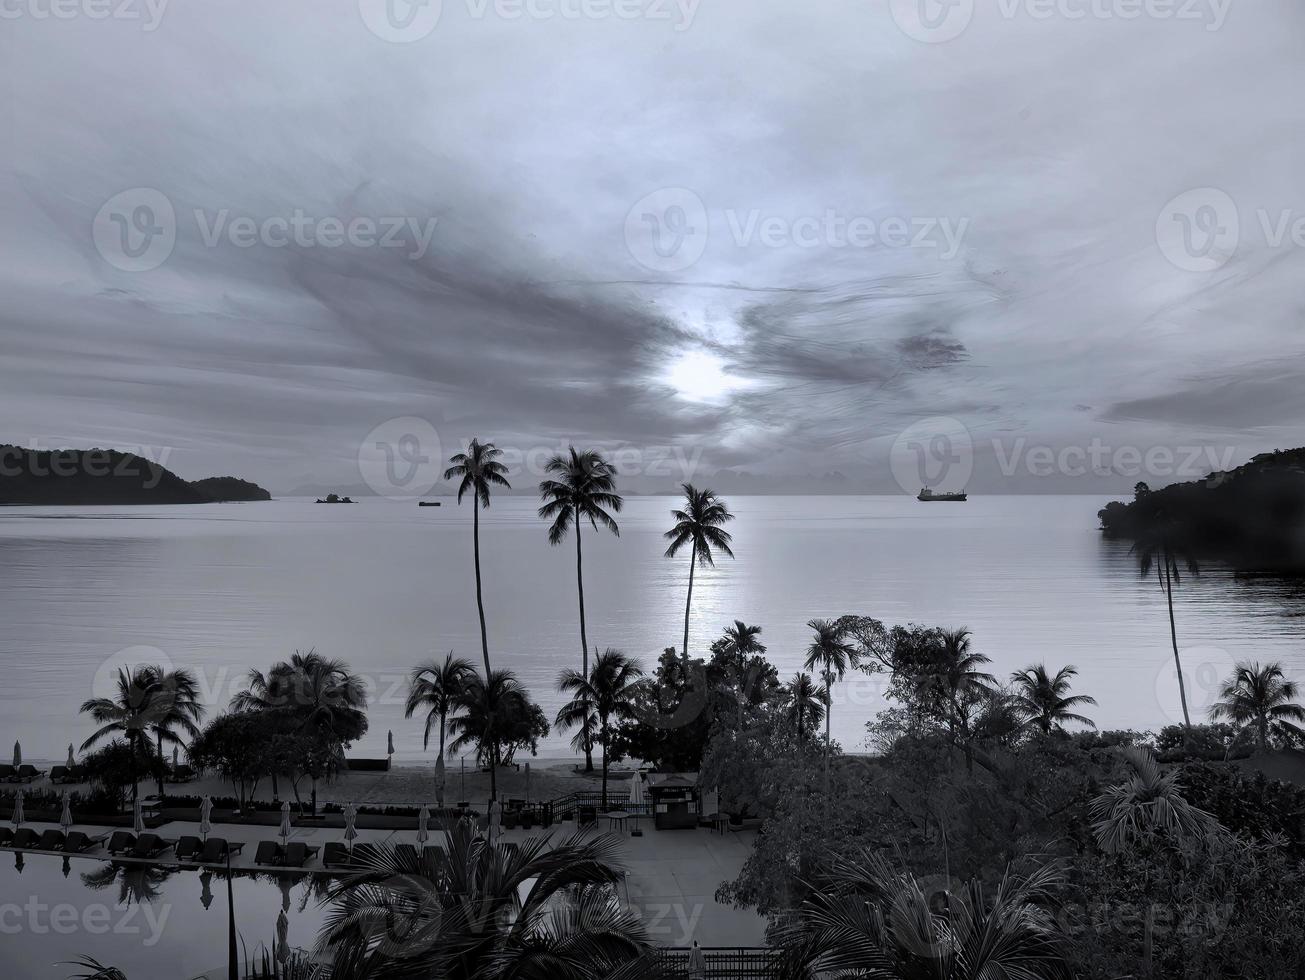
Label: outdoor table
xmin=604 ymin=810 xmax=630 ymax=832
xmin=708 ymin=811 xmax=729 ymax=835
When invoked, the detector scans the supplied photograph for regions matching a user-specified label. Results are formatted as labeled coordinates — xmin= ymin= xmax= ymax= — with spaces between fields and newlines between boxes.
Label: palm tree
xmin=404 ymin=653 xmax=474 ymax=761
xmin=538 ymin=447 xmax=623 ymax=772
xmin=1132 ymin=520 xmax=1200 ymax=730
xmin=231 ymin=651 xmax=368 ymax=815
xmin=1090 ymin=746 xmax=1222 ymax=853
xmin=777 ymin=851 xmax=1072 ymax=980
xmin=144 ymin=667 xmax=204 ymax=802
xmin=447 ymin=668 xmax=529 ymax=804
xmin=445 ymin=439 xmax=511 ymax=682
xmin=782 ymin=671 xmax=826 ymax=743
xmin=663 ymin=484 xmax=735 ymax=661
xmin=80 ymin=666 xmax=174 ymax=804
xmin=720 ymin=620 xmax=765 ymax=707
xmin=1210 ymin=661 xmax=1305 ymax=753
xmin=804 ymin=618 xmax=857 ymax=761
xmin=556 ymin=649 xmax=643 ymax=809
xmin=1010 ymin=663 xmax=1098 ymax=734
xmin=922 ymin=628 xmax=996 ymax=759
xmin=316 ymin=820 xmax=670 ymax=979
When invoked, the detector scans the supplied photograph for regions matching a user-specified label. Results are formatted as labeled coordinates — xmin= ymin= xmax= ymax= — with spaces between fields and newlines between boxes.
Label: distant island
xmin=315 ymin=493 xmax=354 ymax=504
xmin=0 ymin=446 xmax=271 ymax=505
xmin=1098 ymin=448 xmax=1305 ymax=573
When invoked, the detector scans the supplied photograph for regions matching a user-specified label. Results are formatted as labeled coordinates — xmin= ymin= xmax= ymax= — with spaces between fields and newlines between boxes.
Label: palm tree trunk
xmin=472 ymin=498 xmax=498 ymax=804
xmin=1160 ymin=558 xmax=1192 ymax=729
xmin=155 ymin=729 xmax=166 ymax=801
xmin=576 ymin=510 xmax=594 ymax=772
xmin=600 ymin=718 xmax=609 ymax=811
xmin=682 ymin=551 xmax=697 ymax=661
xmin=823 ymin=675 xmax=832 ymax=794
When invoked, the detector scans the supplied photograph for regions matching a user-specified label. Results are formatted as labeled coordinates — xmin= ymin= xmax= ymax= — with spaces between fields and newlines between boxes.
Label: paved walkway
xmin=1 ymin=815 xmax=767 ymax=945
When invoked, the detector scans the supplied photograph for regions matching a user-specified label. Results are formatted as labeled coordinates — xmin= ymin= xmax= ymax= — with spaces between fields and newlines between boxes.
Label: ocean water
xmin=1 ymin=494 xmax=1303 ymax=763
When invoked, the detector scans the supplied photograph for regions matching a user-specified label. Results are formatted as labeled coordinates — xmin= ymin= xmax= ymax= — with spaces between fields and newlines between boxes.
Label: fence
xmin=656 ymin=946 xmax=782 ymax=979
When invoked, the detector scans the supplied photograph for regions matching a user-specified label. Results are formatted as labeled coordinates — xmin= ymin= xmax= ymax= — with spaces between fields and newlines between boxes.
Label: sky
xmin=3 ymin=0 xmax=1305 ymax=496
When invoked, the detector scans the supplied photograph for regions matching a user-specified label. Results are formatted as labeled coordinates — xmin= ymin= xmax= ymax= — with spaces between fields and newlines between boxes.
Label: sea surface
xmin=2 ymin=495 xmax=1303 ymax=763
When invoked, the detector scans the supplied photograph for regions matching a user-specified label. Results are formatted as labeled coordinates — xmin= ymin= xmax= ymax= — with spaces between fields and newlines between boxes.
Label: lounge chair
xmin=106 ymin=831 xmax=137 ymax=855
xmin=12 ymin=828 xmax=40 ymax=849
xmin=61 ymin=831 xmax=105 ymax=854
xmin=281 ymin=842 xmax=319 ymax=868
xmin=14 ymin=765 xmax=43 ymax=783
xmin=322 ymin=841 xmax=350 ymax=869
xmin=198 ymin=838 xmax=244 ymax=863
xmin=49 ymin=766 xmax=69 ymax=783
xmin=36 ymin=830 xmax=66 ymax=851
xmin=175 ymin=835 xmax=202 ymax=861
xmin=129 ymin=834 xmax=174 ymax=858
xmin=255 ymin=841 xmax=283 ymax=866
xmin=0 ymin=765 xmax=15 ymax=781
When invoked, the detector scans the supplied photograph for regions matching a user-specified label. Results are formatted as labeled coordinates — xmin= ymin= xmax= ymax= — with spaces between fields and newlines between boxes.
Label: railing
xmin=656 ymin=946 xmax=782 ymax=979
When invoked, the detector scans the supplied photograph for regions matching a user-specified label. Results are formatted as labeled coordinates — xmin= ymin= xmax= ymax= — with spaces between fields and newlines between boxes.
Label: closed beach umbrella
xmin=276 ymin=908 xmax=290 ymax=962
xmin=343 ymin=803 xmax=358 ymax=851
xmin=199 ymin=795 xmax=213 ymax=842
xmin=417 ymin=804 xmax=430 ymax=845
xmin=387 ymin=730 xmax=395 ymax=756
xmin=524 ymin=762 xmax=530 ymax=803
xmin=12 ymin=789 xmax=24 ymax=828
xmin=60 ymin=791 xmax=73 ymax=833
xmin=628 ymin=775 xmax=645 ymax=834
xmin=434 ymin=756 xmax=446 ymax=806
xmin=61 ymin=855 xmax=71 ymax=878
xmin=12 ymin=742 xmax=19 ymax=767
xmin=172 ymin=746 xmax=179 ymax=770
xmin=133 ymin=799 xmax=145 ymax=834
xmin=199 ymin=870 xmax=214 ymax=910
xmin=14 ymin=851 xmax=23 ymax=873
xmin=278 ymin=874 xmax=293 ymax=912
xmin=66 ymin=744 xmax=75 ymax=769
xmin=279 ymin=800 xmax=292 ymax=843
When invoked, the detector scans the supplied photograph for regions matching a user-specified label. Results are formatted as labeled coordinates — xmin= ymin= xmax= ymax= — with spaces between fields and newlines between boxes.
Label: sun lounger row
xmin=0 ymin=828 xmax=245 ymax=864
xmin=254 ymin=840 xmax=320 ymax=868
xmin=0 ymin=765 xmax=46 ymax=782
xmin=0 ymin=828 xmax=107 ymax=852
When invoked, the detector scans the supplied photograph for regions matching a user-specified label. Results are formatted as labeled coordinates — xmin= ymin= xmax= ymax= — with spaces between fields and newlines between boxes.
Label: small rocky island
xmin=0 ymin=446 xmax=271 ymax=505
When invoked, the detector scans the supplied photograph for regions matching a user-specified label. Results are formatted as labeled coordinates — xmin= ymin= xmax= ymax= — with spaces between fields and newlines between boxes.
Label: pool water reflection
xmin=0 ymin=852 xmax=328 ymax=979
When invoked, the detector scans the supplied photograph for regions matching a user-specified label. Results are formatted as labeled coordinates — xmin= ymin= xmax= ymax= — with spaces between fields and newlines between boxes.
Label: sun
xmin=663 ymin=350 xmax=745 ymax=404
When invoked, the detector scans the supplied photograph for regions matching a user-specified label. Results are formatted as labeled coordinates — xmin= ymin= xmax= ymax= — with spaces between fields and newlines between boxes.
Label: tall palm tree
xmin=1090 ymin=746 xmax=1222 ymax=853
xmin=556 ymin=649 xmax=643 ymax=809
xmin=404 ymin=653 xmax=474 ymax=761
xmin=923 ymin=628 xmax=997 ymax=759
xmin=777 ymin=851 xmax=1072 ymax=980
xmin=538 ymin=447 xmax=623 ymax=772
xmin=804 ymin=618 xmax=858 ymax=807
xmin=719 ymin=620 xmax=766 ymax=724
xmin=447 ymin=668 xmax=527 ymax=804
xmin=231 ymin=651 xmax=368 ymax=815
xmin=782 ymin=671 xmax=826 ymax=743
xmin=444 ymin=439 xmax=511 ymax=681
xmin=1210 ymin=661 xmax=1305 ymax=753
xmin=316 ymin=820 xmax=670 ymax=980
xmin=1010 ymin=663 xmax=1098 ymax=734
xmin=145 ymin=667 xmax=204 ymax=802
xmin=664 ymin=484 xmax=735 ymax=661
xmin=1132 ymin=521 xmax=1200 ymax=730
xmin=80 ymin=666 xmax=174 ymax=804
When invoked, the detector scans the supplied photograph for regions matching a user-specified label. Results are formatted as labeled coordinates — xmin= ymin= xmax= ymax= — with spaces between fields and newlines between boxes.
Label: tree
xmin=538 ymin=447 xmax=623 ymax=772
xmin=609 ymin=648 xmax=714 ymax=773
xmin=1090 ymin=746 xmax=1222 ymax=854
xmin=444 ymin=439 xmax=511 ymax=682
xmin=144 ymin=667 xmax=205 ymax=802
xmin=919 ymin=628 xmax=996 ymax=762
xmin=556 ymin=649 xmax=643 ymax=809
xmin=80 ymin=666 xmax=176 ymax=804
xmin=316 ymin=821 xmax=669 ymax=979
xmin=1010 ymin=663 xmax=1097 ymax=734
xmin=781 ymin=672 xmax=826 ymax=742
xmin=80 ymin=741 xmax=153 ymax=812
xmin=776 ymin=854 xmax=1073 ymax=980
xmin=1209 ymin=661 xmax=1305 ymax=753
xmin=663 ymin=484 xmax=735 ymax=661
xmin=230 ymin=651 xmax=368 ymax=815
xmin=189 ymin=712 xmax=279 ymax=808
xmin=1132 ymin=520 xmax=1200 ymax=729
xmin=803 ymin=618 xmax=858 ymax=793
xmin=448 ymin=669 xmax=548 ymax=796
xmin=404 ymin=653 xmax=473 ymax=761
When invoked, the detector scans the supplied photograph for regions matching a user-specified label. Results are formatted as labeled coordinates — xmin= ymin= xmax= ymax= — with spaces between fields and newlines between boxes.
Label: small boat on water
xmin=918 ymin=487 xmax=968 ymax=502
xmin=418 ymin=501 xmax=442 ymax=507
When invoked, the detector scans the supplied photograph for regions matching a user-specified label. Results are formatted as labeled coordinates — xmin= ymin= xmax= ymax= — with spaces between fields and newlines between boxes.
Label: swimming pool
xmin=0 ymin=852 xmax=328 ymax=979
